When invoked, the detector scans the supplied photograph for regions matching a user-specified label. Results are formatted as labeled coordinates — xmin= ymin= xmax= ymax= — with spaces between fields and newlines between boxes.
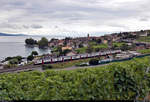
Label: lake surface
xmin=0 ymin=36 xmax=64 ymax=61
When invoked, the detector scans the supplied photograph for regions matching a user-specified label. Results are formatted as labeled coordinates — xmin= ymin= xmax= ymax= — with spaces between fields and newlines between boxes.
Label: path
xmin=0 ymin=63 xmax=110 ymax=74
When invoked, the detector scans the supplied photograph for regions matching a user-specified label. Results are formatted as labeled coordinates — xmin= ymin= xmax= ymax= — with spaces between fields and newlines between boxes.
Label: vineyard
xmin=1 ymin=56 xmax=150 ymax=100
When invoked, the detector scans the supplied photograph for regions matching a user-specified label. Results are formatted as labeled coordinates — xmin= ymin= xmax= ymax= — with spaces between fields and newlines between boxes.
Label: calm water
xmin=0 ymin=36 xmax=64 ymax=61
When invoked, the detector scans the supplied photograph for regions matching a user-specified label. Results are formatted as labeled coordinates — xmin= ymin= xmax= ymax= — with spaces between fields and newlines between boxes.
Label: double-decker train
xmin=34 ymin=50 xmax=121 ymax=65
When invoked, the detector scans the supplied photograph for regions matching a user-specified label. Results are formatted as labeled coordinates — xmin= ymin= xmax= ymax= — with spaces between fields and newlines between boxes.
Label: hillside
xmin=0 ymin=56 xmax=150 ymax=100
xmin=0 ymin=33 xmax=26 ymax=36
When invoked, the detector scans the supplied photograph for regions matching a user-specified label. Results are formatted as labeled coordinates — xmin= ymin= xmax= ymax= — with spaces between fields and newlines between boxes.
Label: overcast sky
xmin=0 ymin=0 xmax=150 ymax=36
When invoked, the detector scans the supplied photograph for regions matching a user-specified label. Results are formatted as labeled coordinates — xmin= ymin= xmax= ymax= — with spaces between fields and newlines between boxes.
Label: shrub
xmin=38 ymin=37 xmax=49 ymax=49
xmin=9 ymin=58 xmax=19 ymax=65
xmin=25 ymin=38 xmax=37 ymax=45
xmin=89 ymin=58 xmax=99 ymax=65
xmin=1 ymin=57 xmax=150 ymax=100
xmin=42 ymin=64 xmax=53 ymax=70
xmin=31 ymin=51 xmax=38 ymax=56
xmin=27 ymin=55 xmax=34 ymax=61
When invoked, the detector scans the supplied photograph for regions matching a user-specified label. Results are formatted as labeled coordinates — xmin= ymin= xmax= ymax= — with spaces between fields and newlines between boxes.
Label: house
xmin=128 ymin=51 xmax=141 ymax=56
xmin=116 ymin=52 xmax=132 ymax=59
xmin=58 ymin=40 xmax=64 ymax=46
xmin=2 ymin=61 xmax=9 ymax=65
xmin=103 ymin=40 xmax=108 ymax=44
xmin=135 ymin=45 xmax=145 ymax=50
xmin=66 ymin=51 xmax=77 ymax=56
xmin=48 ymin=42 xmax=56 ymax=47
xmin=130 ymin=32 xmax=137 ymax=36
xmin=139 ymin=31 xmax=148 ymax=37
xmin=127 ymin=43 xmax=132 ymax=46
xmin=0 ymin=63 xmax=3 ymax=69
xmin=146 ymin=44 xmax=150 ymax=49
xmin=62 ymin=46 xmax=72 ymax=51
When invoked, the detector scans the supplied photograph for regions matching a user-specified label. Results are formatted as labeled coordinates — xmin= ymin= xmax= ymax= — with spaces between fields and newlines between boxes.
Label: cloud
xmin=31 ymin=24 xmax=43 ymax=29
xmin=0 ymin=0 xmax=150 ymax=36
xmin=140 ymin=18 xmax=149 ymax=22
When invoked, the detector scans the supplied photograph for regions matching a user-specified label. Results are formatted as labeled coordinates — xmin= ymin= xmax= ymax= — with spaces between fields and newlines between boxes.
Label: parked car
xmin=76 ymin=62 xmax=89 ymax=67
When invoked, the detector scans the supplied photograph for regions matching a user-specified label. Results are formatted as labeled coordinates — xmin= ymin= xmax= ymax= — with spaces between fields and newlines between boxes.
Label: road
xmin=0 ymin=65 xmax=42 ymax=74
xmin=53 ymin=63 xmax=110 ymax=71
xmin=0 ymin=63 xmax=110 ymax=74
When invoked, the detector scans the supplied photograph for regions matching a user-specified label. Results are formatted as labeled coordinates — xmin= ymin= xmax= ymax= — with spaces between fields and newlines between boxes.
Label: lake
xmin=0 ymin=36 xmax=64 ymax=61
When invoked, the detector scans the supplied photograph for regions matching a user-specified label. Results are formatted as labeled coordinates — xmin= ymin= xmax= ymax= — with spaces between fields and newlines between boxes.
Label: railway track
xmin=0 ymin=65 xmax=41 ymax=74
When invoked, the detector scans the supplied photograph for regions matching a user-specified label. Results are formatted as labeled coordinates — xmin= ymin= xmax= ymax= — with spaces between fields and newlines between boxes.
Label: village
xmin=1 ymin=30 xmax=150 ymax=70
xmin=47 ymin=30 xmax=150 ymax=57
xmin=33 ymin=30 xmax=150 ymax=65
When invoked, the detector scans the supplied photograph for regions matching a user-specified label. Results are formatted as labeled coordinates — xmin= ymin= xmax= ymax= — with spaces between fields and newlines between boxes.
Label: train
xmin=34 ymin=50 xmax=122 ymax=65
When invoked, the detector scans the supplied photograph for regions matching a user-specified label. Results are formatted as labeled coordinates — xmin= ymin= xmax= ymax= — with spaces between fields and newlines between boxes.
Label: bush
xmin=42 ymin=64 xmax=53 ymax=70
xmin=38 ymin=37 xmax=49 ymax=49
xmin=1 ymin=57 xmax=150 ymax=100
xmin=5 ymin=57 xmax=13 ymax=61
xmin=27 ymin=55 xmax=34 ymax=61
xmin=15 ymin=56 xmax=22 ymax=62
xmin=25 ymin=38 xmax=37 ymax=45
xmin=89 ymin=58 xmax=99 ymax=65
xmin=31 ymin=51 xmax=38 ymax=56
xmin=9 ymin=58 xmax=19 ymax=65
xmin=5 ymin=56 xmax=22 ymax=62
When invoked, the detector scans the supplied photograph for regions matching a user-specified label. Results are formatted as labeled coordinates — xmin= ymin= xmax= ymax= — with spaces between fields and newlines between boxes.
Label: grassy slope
xmin=76 ymin=44 xmax=108 ymax=54
xmin=137 ymin=49 xmax=150 ymax=54
xmin=50 ymin=58 xmax=93 ymax=69
xmin=112 ymin=42 xmax=126 ymax=47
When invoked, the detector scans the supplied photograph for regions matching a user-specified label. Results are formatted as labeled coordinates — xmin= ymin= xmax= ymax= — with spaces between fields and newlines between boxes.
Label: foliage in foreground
xmin=1 ymin=57 xmax=150 ymax=100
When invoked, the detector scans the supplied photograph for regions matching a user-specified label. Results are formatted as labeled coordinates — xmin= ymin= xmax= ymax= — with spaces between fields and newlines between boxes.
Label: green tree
xmin=5 ymin=57 xmax=13 ymax=61
xmin=5 ymin=56 xmax=22 ymax=62
xmin=120 ymin=43 xmax=130 ymax=51
xmin=42 ymin=64 xmax=53 ymax=70
xmin=9 ymin=58 xmax=19 ymax=65
xmin=89 ymin=58 xmax=99 ymax=65
xmin=38 ymin=37 xmax=49 ymax=49
xmin=25 ymin=38 xmax=37 ymax=45
xmin=86 ymin=46 xmax=93 ymax=53
xmin=27 ymin=55 xmax=34 ymax=61
xmin=62 ymin=49 xmax=71 ymax=56
xmin=31 ymin=51 xmax=38 ymax=56
xmin=96 ymin=39 xmax=102 ymax=44
xmin=79 ymin=43 xmax=84 ymax=48
xmin=15 ymin=56 xmax=22 ymax=62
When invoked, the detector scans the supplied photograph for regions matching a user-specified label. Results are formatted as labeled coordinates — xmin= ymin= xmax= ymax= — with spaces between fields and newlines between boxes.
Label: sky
xmin=0 ymin=0 xmax=150 ymax=37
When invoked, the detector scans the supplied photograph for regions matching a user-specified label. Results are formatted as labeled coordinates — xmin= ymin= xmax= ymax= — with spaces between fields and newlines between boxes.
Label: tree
xmin=79 ymin=43 xmax=84 ymax=48
xmin=31 ymin=51 xmax=38 ymax=56
xmin=9 ymin=58 xmax=19 ymax=65
xmin=25 ymin=38 xmax=37 ymax=45
xmin=120 ymin=43 xmax=130 ymax=51
xmin=62 ymin=49 xmax=72 ymax=56
xmin=5 ymin=56 xmax=22 ymax=62
xmin=15 ymin=56 xmax=22 ymax=62
xmin=5 ymin=57 xmax=13 ymax=61
xmin=95 ymin=48 xmax=100 ymax=52
xmin=50 ymin=38 xmax=58 ymax=43
xmin=86 ymin=46 xmax=93 ymax=53
xmin=89 ymin=59 xmax=99 ymax=65
xmin=27 ymin=55 xmax=34 ymax=61
xmin=38 ymin=37 xmax=49 ymax=49
xmin=96 ymin=39 xmax=102 ymax=44
xmin=42 ymin=64 xmax=53 ymax=70
xmin=65 ymin=37 xmax=72 ymax=41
